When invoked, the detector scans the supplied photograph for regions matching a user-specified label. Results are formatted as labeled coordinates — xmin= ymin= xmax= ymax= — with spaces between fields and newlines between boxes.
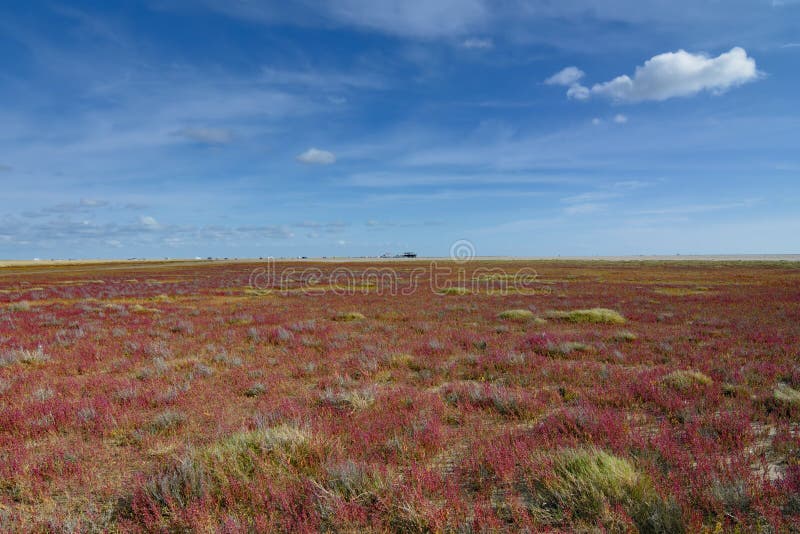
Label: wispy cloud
xmin=190 ymin=0 xmax=489 ymax=38
xmin=296 ymin=148 xmax=336 ymax=165
xmin=22 ymin=199 xmax=111 ymax=218
xmin=172 ymin=127 xmax=233 ymax=145
xmin=293 ymin=221 xmax=348 ymax=234
xmin=562 ymin=191 xmax=621 ymax=204
xmin=564 ymin=202 xmax=607 ymax=215
xmin=345 ymin=171 xmax=579 ymax=188
xmin=261 ymin=67 xmax=384 ymax=90
xmin=461 ymin=37 xmax=493 ymax=49
xmin=633 ymin=200 xmax=757 ymax=215
xmin=364 ymin=189 xmax=545 ymax=203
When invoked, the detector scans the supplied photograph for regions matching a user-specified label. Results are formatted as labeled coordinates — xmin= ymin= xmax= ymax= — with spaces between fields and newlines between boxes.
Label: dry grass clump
xmin=547 ymin=308 xmax=626 ymax=324
xmin=654 ymin=287 xmax=711 ymax=296
xmin=497 ymin=309 xmax=539 ymax=322
xmin=318 ymin=387 xmax=376 ymax=411
xmin=244 ymin=382 xmax=267 ymax=398
xmin=131 ymin=304 xmax=160 ymax=314
xmin=547 ymin=341 xmax=592 ymax=357
xmin=661 ymin=370 xmax=713 ymax=391
xmin=319 ymin=460 xmax=393 ymax=504
xmin=0 ymin=346 xmax=50 ymax=367
xmin=516 ymin=448 xmax=684 ymax=532
xmin=773 ymin=383 xmax=800 ymax=407
xmin=333 ymin=311 xmax=366 ymax=322
xmin=443 ymin=382 xmax=525 ymax=418
xmin=148 ymin=410 xmax=186 ymax=434
xmin=388 ymin=353 xmax=421 ymax=371
xmin=612 ymin=330 xmax=638 ymax=342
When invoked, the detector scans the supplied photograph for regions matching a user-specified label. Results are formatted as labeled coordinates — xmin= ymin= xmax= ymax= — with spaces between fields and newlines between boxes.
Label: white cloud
xmin=296 ymin=148 xmax=336 ymax=165
xmin=566 ymin=84 xmax=590 ymax=100
xmin=563 ymin=191 xmax=620 ymax=204
xmin=172 ymin=127 xmax=233 ymax=145
xmin=545 ymin=66 xmax=585 ymax=86
xmin=462 ymin=37 xmax=493 ymax=49
xmin=564 ymin=203 xmax=606 ymax=215
xmin=139 ymin=215 xmax=161 ymax=229
xmin=591 ymin=117 xmax=602 ymax=125
xmin=324 ymin=0 xmax=488 ymax=38
xmin=79 ymin=198 xmax=109 ymax=207
xmin=613 ymin=114 xmax=628 ymax=124
xmin=589 ymin=47 xmax=759 ymax=102
xmin=261 ymin=67 xmax=384 ymax=90
xmin=633 ymin=200 xmax=756 ymax=215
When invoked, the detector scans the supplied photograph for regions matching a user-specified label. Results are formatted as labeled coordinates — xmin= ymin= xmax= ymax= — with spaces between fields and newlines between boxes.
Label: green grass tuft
xmin=497 ymin=309 xmax=537 ymax=321
xmin=517 ymin=448 xmax=685 ymax=532
xmin=661 ymin=370 xmax=712 ymax=391
xmin=139 ymin=424 xmax=314 ymax=512
xmin=773 ymin=383 xmax=800 ymax=407
xmin=546 ymin=308 xmax=626 ymax=324
xmin=612 ymin=330 xmax=638 ymax=342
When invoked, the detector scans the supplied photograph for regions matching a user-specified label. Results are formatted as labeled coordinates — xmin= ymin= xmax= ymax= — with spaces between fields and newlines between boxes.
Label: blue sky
xmin=1 ymin=1 xmax=798 ymax=259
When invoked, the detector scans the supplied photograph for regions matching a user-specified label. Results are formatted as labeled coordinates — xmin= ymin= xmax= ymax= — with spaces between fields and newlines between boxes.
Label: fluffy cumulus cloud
xmin=296 ymin=148 xmax=336 ymax=165
xmin=556 ymin=47 xmax=759 ymax=102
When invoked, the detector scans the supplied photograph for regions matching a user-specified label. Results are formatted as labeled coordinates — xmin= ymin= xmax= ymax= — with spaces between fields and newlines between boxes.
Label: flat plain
xmin=1 ymin=259 xmax=799 ymax=532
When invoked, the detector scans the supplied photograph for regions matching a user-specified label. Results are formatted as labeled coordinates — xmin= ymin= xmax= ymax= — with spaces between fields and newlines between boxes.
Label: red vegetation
xmin=0 ymin=259 xmax=799 ymax=531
